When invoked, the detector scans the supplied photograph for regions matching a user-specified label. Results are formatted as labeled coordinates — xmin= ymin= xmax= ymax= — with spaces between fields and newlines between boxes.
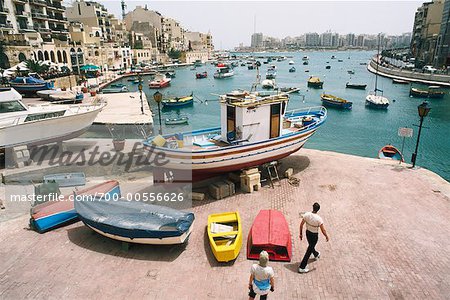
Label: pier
xmin=1 ymin=149 xmax=449 ymax=299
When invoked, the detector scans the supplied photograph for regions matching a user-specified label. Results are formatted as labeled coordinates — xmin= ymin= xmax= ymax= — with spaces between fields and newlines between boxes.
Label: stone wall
xmin=52 ymin=75 xmax=79 ymax=89
xmin=369 ymin=59 xmax=450 ymax=86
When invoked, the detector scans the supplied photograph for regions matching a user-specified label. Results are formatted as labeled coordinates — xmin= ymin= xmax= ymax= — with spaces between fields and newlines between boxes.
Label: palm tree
xmin=24 ymin=59 xmax=49 ymax=75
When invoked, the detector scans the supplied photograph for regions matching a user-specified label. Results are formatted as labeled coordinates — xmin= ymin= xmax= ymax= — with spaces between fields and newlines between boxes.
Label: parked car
xmin=423 ymin=65 xmax=437 ymax=73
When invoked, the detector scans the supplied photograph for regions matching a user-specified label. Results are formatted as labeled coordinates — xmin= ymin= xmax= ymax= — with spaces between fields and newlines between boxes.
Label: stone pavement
xmin=0 ymin=149 xmax=449 ymax=299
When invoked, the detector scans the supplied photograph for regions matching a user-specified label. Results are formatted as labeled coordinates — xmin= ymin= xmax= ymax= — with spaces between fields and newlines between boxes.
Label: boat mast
xmin=374 ymin=33 xmax=380 ymax=96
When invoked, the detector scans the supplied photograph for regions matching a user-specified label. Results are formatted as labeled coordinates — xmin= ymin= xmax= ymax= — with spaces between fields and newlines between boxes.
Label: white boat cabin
xmin=220 ymin=93 xmax=289 ymax=144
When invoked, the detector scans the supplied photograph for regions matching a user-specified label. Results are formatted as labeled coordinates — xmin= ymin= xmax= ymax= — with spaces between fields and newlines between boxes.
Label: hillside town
xmin=0 ymin=0 xmax=214 ymax=72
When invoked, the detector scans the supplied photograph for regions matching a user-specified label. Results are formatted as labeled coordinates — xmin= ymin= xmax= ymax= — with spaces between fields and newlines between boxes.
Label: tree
xmin=168 ymin=48 xmax=181 ymax=59
xmin=24 ymin=59 xmax=49 ymax=75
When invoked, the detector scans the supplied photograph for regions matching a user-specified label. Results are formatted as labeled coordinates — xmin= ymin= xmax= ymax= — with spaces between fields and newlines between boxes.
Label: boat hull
xmin=307 ymin=82 xmax=323 ymax=89
xmin=75 ymin=199 xmax=195 ymax=245
xmin=321 ymin=99 xmax=352 ymax=109
xmin=207 ymin=212 xmax=242 ymax=262
xmin=378 ymin=145 xmax=404 ymax=162
xmin=162 ymin=99 xmax=194 ymax=107
xmin=1 ymin=104 xmax=104 ymax=148
xmin=10 ymin=82 xmax=53 ymax=94
xmin=30 ymin=180 xmax=121 ymax=233
xmin=149 ymin=80 xmax=171 ymax=89
xmin=346 ymin=84 xmax=366 ymax=90
xmin=247 ymin=210 xmax=292 ymax=262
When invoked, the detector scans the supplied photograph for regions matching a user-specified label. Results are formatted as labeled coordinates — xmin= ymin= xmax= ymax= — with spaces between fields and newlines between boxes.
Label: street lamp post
xmin=411 ymin=101 xmax=431 ymax=168
xmin=138 ymin=74 xmax=143 ymax=114
xmin=153 ymin=91 xmax=163 ymax=135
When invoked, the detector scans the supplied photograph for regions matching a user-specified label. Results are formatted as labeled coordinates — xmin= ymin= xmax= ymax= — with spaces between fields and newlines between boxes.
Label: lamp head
xmin=138 ymin=83 xmax=143 ymax=91
xmin=153 ymin=90 xmax=162 ymax=103
xmin=418 ymin=101 xmax=431 ymax=118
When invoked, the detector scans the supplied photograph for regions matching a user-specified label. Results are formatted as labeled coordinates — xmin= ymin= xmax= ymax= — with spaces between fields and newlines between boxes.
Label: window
xmin=24 ymin=111 xmax=65 ymax=122
xmin=0 ymin=101 xmax=27 ymax=114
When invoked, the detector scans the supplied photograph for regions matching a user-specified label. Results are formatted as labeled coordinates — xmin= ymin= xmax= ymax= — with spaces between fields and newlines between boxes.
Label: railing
xmin=0 ymin=23 xmax=13 ymax=29
xmin=0 ymin=7 xmax=10 ymax=13
xmin=284 ymin=106 xmax=327 ymax=131
xmin=30 ymin=0 xmax=47 ymax=6
xmin=31 ymin=12 xmax=47 ymax=19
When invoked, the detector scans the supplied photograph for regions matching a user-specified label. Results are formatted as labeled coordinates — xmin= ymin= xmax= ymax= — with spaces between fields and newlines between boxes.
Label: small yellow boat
xmin=207 ymin=211 xmax=242 ymax=262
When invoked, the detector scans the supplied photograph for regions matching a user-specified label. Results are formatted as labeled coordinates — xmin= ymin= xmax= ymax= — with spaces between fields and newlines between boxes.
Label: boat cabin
xmin=220 ymin=93 xmax=289 ymax=144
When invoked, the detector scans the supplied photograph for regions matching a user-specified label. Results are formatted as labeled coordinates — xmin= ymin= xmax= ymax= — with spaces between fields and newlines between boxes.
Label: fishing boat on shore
xmin=208 ymin=211 xmax=242 ymax=262
xmin=307 ymin=76 xmax=324 ymax=89
xmin=30 ymin=180 xmax=121 ymax=233
xmin=149 ymin=73 xmax=172 ymax=88
xmin=320 ymin=93 xmax=353 ymax=109
xmin=101 ymin=83 xmax=129 ymax=94
xmin=10 ymin=76 xmax=54 ymax=94
xmin=165 ymin=116 xmax=189 ymax=125
xmin=0 ymin=88 xmax=105 ymax=148
xmin=346 ymin=83 xmax=367 ymax=90
xmin=161 ymin=93 xmax=194 ymax=108
xmin=143 ymin=90 xmax=327 ymax=181
xmin=378 ymin=145 xmax=404 ymax=162
xmin=214 ymin=64 xmax=234 ymax=79
xmin=75 ymin=196 xmax=195 ymax=245
xmin=196 ymin=71 xmax=208 ymax=79
xmin=247 ymin=210 xmax=292 ymax=262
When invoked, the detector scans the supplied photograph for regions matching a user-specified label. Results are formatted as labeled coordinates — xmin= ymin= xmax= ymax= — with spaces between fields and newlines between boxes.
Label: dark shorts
xmin=248 ymin=286 xmax=268 ymax=300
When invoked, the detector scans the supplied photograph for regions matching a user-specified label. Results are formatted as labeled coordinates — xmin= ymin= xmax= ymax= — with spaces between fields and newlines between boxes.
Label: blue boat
xmin=162 ymin=93 xmax=194 ymax=108
xmin=320 ymin=93 xmax=352 ymax=110
xmin=75 ymin=198 xmax=195 ymax=245
xmin=10 ymin=76 xmax=54 ymax=94
xmin=30 ymin=180 xmax=121 ymax=233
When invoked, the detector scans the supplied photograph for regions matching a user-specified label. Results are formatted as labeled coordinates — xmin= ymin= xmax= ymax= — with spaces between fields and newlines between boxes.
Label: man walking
xmin=298 ymin=202 xmax=329 ymax=273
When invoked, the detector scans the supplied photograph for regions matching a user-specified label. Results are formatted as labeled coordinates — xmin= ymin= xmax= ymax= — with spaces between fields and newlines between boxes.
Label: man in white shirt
xmin=298 ymin=202 xmax=329 ymax=273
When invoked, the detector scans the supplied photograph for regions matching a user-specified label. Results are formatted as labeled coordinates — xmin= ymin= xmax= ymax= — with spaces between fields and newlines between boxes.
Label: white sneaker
xmin=298 ymin=267 xmax=309 ymax=274
xmin=315 ymin=252 xmax=320 ymax=260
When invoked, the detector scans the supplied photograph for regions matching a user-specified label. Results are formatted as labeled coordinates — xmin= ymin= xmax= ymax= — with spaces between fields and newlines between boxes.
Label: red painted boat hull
xmin=247 ymin=209 xmax=292 ymax=262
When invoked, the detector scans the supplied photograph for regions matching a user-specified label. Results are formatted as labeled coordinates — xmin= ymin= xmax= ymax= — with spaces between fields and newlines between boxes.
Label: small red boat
xmin=378 ymin=144 xmax=404 ymax=162
xmin=247 ymin=209 xmax=292 ymax=262
xmin=149 ymin=73 xmax=171 ymax=89
xmin=196 ymin=71 xmax=207 ymax=79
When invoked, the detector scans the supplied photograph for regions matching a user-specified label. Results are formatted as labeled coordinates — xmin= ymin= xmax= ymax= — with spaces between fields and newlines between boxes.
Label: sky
xmin=86 ymin=0 xmax=423 ymax=49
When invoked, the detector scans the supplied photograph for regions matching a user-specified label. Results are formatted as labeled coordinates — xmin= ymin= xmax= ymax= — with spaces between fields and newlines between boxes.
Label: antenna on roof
xmin=121 ymin=0 xmax=127 ymax=20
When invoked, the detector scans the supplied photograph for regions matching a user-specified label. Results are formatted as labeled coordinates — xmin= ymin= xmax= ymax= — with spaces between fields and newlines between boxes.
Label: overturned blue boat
xmin=75 ymin=199 xmax=195 ymax=245
xmin=10 ymin=76 xmax=54 ymax=94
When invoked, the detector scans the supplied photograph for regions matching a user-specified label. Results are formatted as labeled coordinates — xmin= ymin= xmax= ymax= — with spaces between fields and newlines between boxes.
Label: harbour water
xmin=95 ymin=50 xmax=450 ymax=181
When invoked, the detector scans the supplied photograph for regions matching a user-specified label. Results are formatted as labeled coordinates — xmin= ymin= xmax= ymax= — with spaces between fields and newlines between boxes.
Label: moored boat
xmin=410 ymin=87 xmax=429 ymax=98
xmin=346 ymin=82 xmax=367 ymax=90
xmin=142 ymin=91 xmax=327 ymax=181
xmin=289 ymin=66 xmax=296 ymax=73
xmin=261 ymin=79 xmax=275 ymax=89
xmin=30 ymin=180 xmax=121 ymax=233
xmin=303 ymin=60 xmax=309 ymax=65
xmin=194 ymin=59 xmax=203 ymax=67
xmin=325 ymin=65 xmax=331 ymax=69
xmin=320 ymin=93 xmax=353 ymax=109
xmin=378 ymin=144 xmax=404 ymax=162
xmin=288 ymin=60 xmax=295 ymax=65
xmin=307 ymin=76 xmax=323 ymax=88
xmin=207 ymin=211 xmax=242 ymax=262
xmin=196 ymin=71 xmax=208 ymax=79
xmin=214 ymin=64 xmax=234 ymax=79
xmin=0 ymin=88 xmax=105 ymax=148
xmin=101 ymin=83 xmax=128 ymax=94
xmin=247 ymin=209 xmax=292 ymax=262
xmin=392 ymin=79 xmax=409 ymax=84
xmin=9 ymin=76 xmax=54 ymax=94
xmin=302 ymin=55 xmax=309 ymax=61
xmin=366 ymin=36 xmax=390 ymax=109
xmin=265 ymin=68 xmax=277 ymax=79
xmin=161 ymin=93 xmax=194 ymax=107
xmin=75 ymin=197 xmax=195 ymax=245
xmin=410 ymin=86 xmax=445 ymax=98
xmin=165 ymin=116 xmax=189 ymax=125
xmin=149 ymin=73 xmax=172 ymax=88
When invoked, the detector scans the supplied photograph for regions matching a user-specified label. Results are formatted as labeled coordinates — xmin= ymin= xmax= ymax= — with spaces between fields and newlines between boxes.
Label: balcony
xmin=19 ymin=25 xmax=35 ymax=33
xmin=13 ymin=0 xmax=27 ymax=4
xmin=31 ymin=12 xmax=47 ymax=19
xmin=0 ymin=23 xmax=13 ymax=30
xmin=35 ymin=26 xmax=50 ymax=33
xmin=29 ymin=0 xmax=47 ymax=6
xmin=0 ymin=7 xmax=10 ymax=14
xmin=46 ymin=1 xmax=65 ymax=11
xmin=15 ymin=11 xmax=29 ymax=18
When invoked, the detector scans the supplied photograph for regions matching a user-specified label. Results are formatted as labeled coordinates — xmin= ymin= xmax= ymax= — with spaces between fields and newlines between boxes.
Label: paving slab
xmin=0 ymin=149 xmax=449 ymax=299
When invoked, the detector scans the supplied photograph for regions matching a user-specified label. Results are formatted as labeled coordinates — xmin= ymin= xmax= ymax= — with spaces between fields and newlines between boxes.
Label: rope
xmin=288 ymin=176 xmax=300 ymax=187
